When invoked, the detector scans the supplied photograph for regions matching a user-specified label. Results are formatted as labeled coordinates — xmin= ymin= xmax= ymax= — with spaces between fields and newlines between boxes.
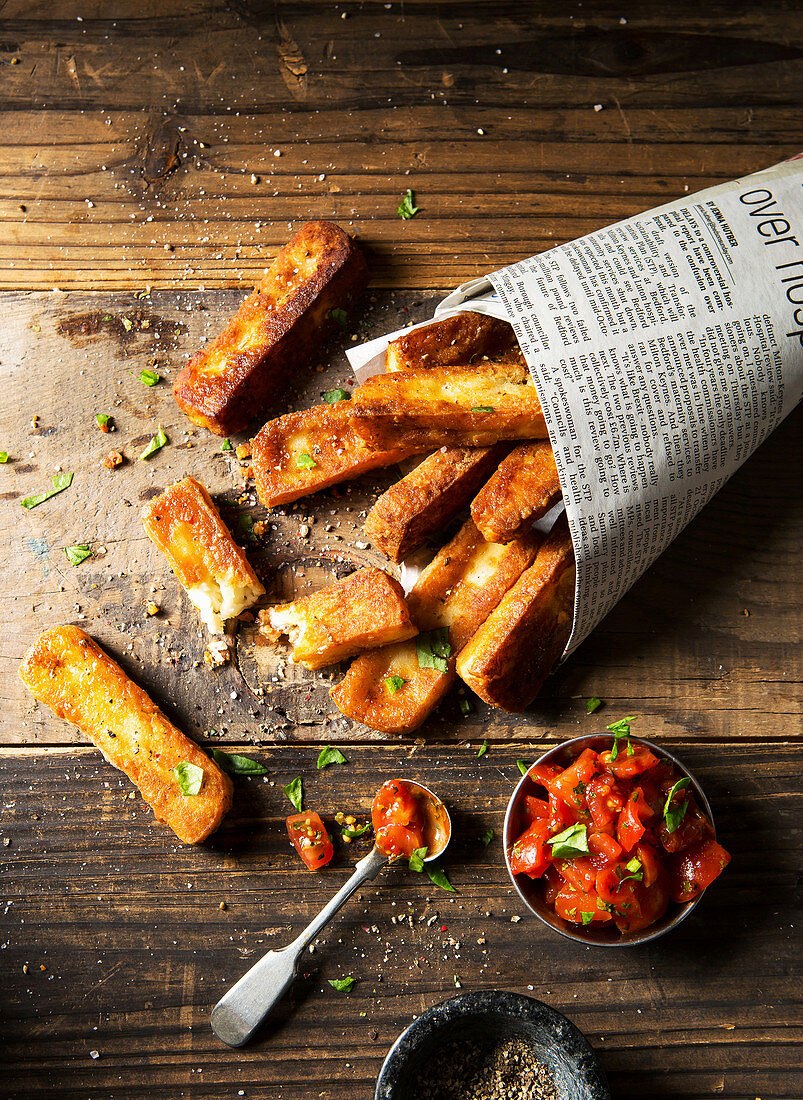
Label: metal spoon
xmin=211 ymin=779 xmax=451 ymax=1047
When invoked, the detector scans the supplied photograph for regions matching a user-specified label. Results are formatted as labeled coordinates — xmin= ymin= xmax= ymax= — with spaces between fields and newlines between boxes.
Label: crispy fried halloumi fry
xmin=251 ymin=403 xmax=422 ymax=508
xmin=471 ymin=441 xmax=562 ymax=543
xmin=386 ymin=313 xmax=519 ymax=373
xmin=173 ymin=221 xmax=367 ymax=435
xmin=331 ymin=520 xmax=540 ymax=734
xmin=141 ymin=477 xmax=265 ymax=635
xmin=19 ymin=626 xmax=232 ymax=843
xmin=364 ymin=444 xmax=509 ymax=563
xmin=260 ymin=567 xmax=417 ymax=670
xmin=349 ymin=369 xmax=547 ymax=452
xmin=457 ymin=513 xmax=576 ymax=712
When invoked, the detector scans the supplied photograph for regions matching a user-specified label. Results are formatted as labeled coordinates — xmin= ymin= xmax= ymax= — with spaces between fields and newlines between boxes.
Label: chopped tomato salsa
xmin=286 ymin=811 xmax=334 ymax=871
xmin=508 ymin=740 xmax=730 ymax=935
xmin=372 ymin=779 xmax=428 ymax=860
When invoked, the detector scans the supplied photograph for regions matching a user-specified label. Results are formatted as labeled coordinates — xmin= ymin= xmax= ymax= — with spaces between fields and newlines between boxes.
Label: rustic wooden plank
xmin=1 ymin=740 xmax=800 ymax=1098
xmin=1 ymin=288 xmax=799 ymax=746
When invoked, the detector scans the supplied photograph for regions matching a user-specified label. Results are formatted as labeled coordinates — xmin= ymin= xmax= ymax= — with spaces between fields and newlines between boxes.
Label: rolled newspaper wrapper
xmin=349 ymin=155 xmax=803 ymax=656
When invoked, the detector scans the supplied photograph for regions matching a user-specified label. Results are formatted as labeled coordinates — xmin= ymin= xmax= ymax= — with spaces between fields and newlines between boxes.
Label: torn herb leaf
xmin=663 ymin=777 xmax=691 ymax=834
xmin=221 ymin=439 xmax=233 ymax=451
xmin=480 ymin=828 xmax=494 ymax=847
xmin=585 ymin=696 xmax=602 ymax=714
xmin=426 ymin=864 xmax=455 ymax=892
xmin=384 ymin=675 xmax=407 ymax=695
xmin=477 ymin=740 xmax=488 ymax=758
xmin=397 ymin=188 xmax=420 ymax=219
xmin=295 ymin=451 xmax=316 ymax=469
xmin=63 ymin=544 xmax=92 ymax=566
xmin=283 ymin=775 xmax=303 ymax=811
xmin=328 ymin=977 xmax=355 ymax=992
xmin=174 ymin=761 xmax=204 ymax=796
xmin=408 ymin=846 xmax=428 ymax=872
xmin=416 ymin=628 xmax=452 ymax=674
xmin=139 ymin=428 xmax=167 ymax=460
xmin=323 ymin=387 xmax=351 ymax=404
xmin=606 ymin=715 xmax=636 ymax=761
xmin=140 ymin=369 xmax=160 ymax=386
xmin=21 ymin=472 xmax=73 ymax=509
xmin=210 ymin=749 xmax=268 ymax=776
xmin=317 ymin=746 xmax=347 ymax=769
xmin=548 ymin=823 xmax=589 ymax=859
xmin=328 ymin=308 xmax=348 ymax=328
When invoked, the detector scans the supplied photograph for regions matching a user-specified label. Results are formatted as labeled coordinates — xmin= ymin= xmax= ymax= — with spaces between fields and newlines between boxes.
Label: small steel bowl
xmin=504 ymin=735 xmax=716 ymax=947
xmin=374 ymin=990 xmax=609 ymax=1100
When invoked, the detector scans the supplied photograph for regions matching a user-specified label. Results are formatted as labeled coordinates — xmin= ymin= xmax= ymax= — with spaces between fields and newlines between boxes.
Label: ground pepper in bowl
xmin=416 ymin=1034 xmax=557 ymax=1100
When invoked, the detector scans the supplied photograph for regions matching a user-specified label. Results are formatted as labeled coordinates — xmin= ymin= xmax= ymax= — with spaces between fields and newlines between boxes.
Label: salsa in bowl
xmin=504 ymin=732 xmax=730 ymax=946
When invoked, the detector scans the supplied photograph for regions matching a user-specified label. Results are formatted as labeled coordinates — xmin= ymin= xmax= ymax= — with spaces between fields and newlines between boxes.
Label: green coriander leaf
xmin=663 ymin=777 xmax=691 ymax=834
xmin=323 ymin=386 xmax=351 ymax=403
xmin=95 ymin=413 xmax=111 ymax=428
xmin=317 ymin=746 xmax=347 ymax=769
xmin=295 ymin=451 xmax=316 ymax=469
xmin=174 ymin=761 xmax=204 ymax=796
xmin=121 ymin=316 xmax=133 ymax=332
xmin=384 ymin=675 xmax=407 ymax=695
xmin=585 ymin=696 xmax=602 ymax=714
xmin=426 ymin=864 xmax=456 ymax=892
xmin=63 ymin=544 xmax=92 ymax=566
xmin=477 ymin=740 xmax=488 ymax=758
xmin=548 ymin=823 xmax=589 ymax=859
xmin=480 ymin=828 xmax=494 ymax=847
xmin=210 ymin=749 xmax=268 ymax=776
xmin=139 ymin=427 xmax=168 ymax=461
xmin=328 ymin=977 xmax=355 ymax=992
xmin=581 ymin=911 xmax=595 ymax=925
xmin=283 ymin=775 xmax=303 ymax=812
xmin=140 ymin=369 xmax=160 ymax=386
xmin=221 ymin=439 xmax=233 ymax=451
xmin=471 ymin=406 xmax=494 ymax=413
xmin=21 ymin=472 xmax=73 ymax=509
xmin=342 ymin=823 xmax=370 ymax=839
xmin=328 ymin=308 xmax=349 ymax=328
xmin=0 ymin=451 xmax=7 ymax=463
xmin=408 ymin=846 xmax=428 ymax=872
xmin=397 ymin=188 xmax=420 ymax=219
xmin=459 ymin=698 xmax=472 ymax=716
xmin=606 ymin=715 xmax=636 ymax=761
xmin=416 ymin=628 xmax=452 ymax=674
xmin=517 ymin=760 xmax=530 ymax=776
xmin=618 ymin=856 xmax=644 ymax=884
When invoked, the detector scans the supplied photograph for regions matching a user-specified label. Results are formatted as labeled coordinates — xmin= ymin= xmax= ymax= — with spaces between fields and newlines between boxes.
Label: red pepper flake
xmin=440 ymin=925 xmax=447 ymax=932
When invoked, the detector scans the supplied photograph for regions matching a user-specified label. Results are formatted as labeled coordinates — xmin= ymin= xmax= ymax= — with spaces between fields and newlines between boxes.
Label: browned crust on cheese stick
xmin=259 ymin=566 xmax=417 ymax=670
xmin=251 ymin=403 xmax=423 ymax=508
xmin=18 ymin=626 xmax=232 ymax=844
xmin=364 ymin=444 xmax=510 ymax=563
xmin=349 ymin=369 xmax=547 ymax=451
xmin=456 ymin=513 xmax=576 ymax=712
xmin=330 ymin=520 xmax=540 ymax=734
xmin=141 ymin=477 xmax=265 ymax=634
xmin=173 ymin=221 xmax=367 ymax=435
xmin=385 ymin=313 xmax=519 ymax=373
xmin=471 ymin=441 xmax=562 ymax=544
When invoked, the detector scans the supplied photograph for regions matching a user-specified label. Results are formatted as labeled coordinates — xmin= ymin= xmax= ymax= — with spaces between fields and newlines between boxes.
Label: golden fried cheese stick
xmin=386 ymin=312 xmax=523 ymax=376
xmin=471 ymin=441 xmax=562 ymax=543
xmin=19 ymin=626 xmax=232 ymax=844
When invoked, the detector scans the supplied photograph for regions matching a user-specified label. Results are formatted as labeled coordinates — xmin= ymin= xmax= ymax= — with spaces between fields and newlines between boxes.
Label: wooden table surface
xmin=1 ymin=3 xmax=801 ymax=1099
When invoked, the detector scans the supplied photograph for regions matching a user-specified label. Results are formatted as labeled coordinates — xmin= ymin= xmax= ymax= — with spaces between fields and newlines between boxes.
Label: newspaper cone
xmin=349 ymin=156 xmax=803 ymax=656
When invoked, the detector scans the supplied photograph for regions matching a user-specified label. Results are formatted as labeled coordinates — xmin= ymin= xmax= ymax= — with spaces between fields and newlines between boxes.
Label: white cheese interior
xmin=188 ymin=575 xmax=264 ymax=635
xmin=268 ymin=604 xmax=309 ymax=652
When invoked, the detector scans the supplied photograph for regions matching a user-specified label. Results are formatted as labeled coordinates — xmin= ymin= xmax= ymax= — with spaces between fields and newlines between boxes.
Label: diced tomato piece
xmin=554 ymin=856 xmax=596 ymax=892
xmin=669 ymin=837 xmax=731 ymax=903
xmin=547 ymin=792 xmax=580 ymax=832
xmin=529 ymin=763 xmax=564 ymax=794
xmin=636 ymin=842 xmax=661 ymax=888
xmin=614 ymin=871 xmax=670 ymax=934
xmin=523 ymin=795 xmax=550 ymax=824
xmin=596 ymin=865 xmax=637 ymax=906
xmin=372 ymin=779 xmax=428 ymax=859
xmin=588 ymin=829 xmax=622 ymax=864
xmin=599 ymin=745 xmax=659 ymax=779
xmin=542 ymin=864 xmax=563 ymax=907
xmin=659 ymin=798 xmax=708 ymax=854
xmin=286 ymin=812 xmax=334 ymax=871
xmin=617 ymin=787 xmax=653 ymax=852
xmin=554 ymin=887 xmax=612 ymax=925
xmin=585 ymin=773 xmax=626 ymax=828
xmin=550 ymin=748 xmax=600 ymax=805
xmin=508 ymin=820 xmax=551 ymax=878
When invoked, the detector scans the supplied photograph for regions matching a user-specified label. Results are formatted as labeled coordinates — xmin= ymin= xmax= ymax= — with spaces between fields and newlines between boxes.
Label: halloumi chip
xmin=19 ymin=626 xmax=233 ymax=844
xmin=471 ymin=441 xmax=562 ymax=543
xmin=385 ymin=313 xmax=522 ymax=374
xmin=456 ymin=513 xmax=575 ymax=712
xmin=364 ymin=444 xmax=509 ymax=563
xmin=260 ymin=566 xmax=417 ymax=670
xmin=349 ymin=369 xmax=547 ymax=451
xmin=173 ymin=221 xmax=367 ymax=435
xmin=251 ymin=403 xmax=422 ymax=508
xmin=331 ymin=520 xmax=540 ymax=734
xmin=142 ymin=477 xmax=265 ymax=635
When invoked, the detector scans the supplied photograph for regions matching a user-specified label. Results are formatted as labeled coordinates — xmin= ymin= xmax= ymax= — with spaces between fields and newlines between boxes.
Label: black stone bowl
xmin=504 ymin=735 xmax=715 ymax=946
xmin=374 ymin=990 xmax=609 ymax=1100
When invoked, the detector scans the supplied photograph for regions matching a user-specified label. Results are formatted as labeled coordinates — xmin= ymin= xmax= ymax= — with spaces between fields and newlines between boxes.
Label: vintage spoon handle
xmin=211 ymin=845 xmax=387 ymax=1047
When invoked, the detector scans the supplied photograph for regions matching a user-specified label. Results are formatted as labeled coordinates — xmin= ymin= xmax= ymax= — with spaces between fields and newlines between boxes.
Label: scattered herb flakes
xmin=328 ymin=977 xmax=355 ymax=992
xmin=63 ymin=544 xmax=92 ymax=566
xmin=384 ymin=675 xmax=407 ymax=695
xmin=328 ymin=308 xmax=349 ymax=328
xmin=121 ymin=317 xmax=133 ymax=332
xmin=95 ymin=413 xmax=112 ymax=429
xmin=397 ymin=189 xmax=420 ymax=220
xmin=459 ymin=698 xmax=472 ymax=716
xmin=317 ymin=746 xmax=347 ymax=769
xmin=586 ymin=696 xmax=602 ymax=714
xmin=480 ymin=828 xmax=494 ymax=847
xmin=408 ymin=846 xmax=428 ymax=872
xmin=663 ymin=777 xmax=691 ymax=833
xmin=221 ymin=438 xmax=233 ymax=451
xmin=323 ymin=387 xmax=351 ymax=404
xmin=0 ymin=452 xmax=8 ymax=463
xmin=139 ymin=428 xmax=168 ymax=461
xmin=581 ymin=911 xmax=595 ymax=925
xmin=210 ymin=749 xmax=268 ymax=776
xmin=139 ymin=368 xmax=160 ymax=386
xmin=295 ymin=451 xmax=316 ymax=469
xmin=548 ymin=823 xmax=589 ymax=859
xmin=471 ymin=406 xmax=494 ymax=413
xmin=174 ymin=761 xmax=204 ymax=796
xmin=606 ymin=715 xmax=636 ymax=761
xmin=426 ymin=864 xmax=455 ymax=892
xmin=341 ymin=823 xmax=370 ymax=840
xmin=21 ymin=472 xmax=73 ymax=509
xmin=416 ymin=628 xmax=452 ymax=674
xmin=283 ymin=775 xmax=303 ymax=812
xmin=477 ymin=740 xmax=488 ymax=758
xmin=516 ymin=760 xmax=530 ymax=776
